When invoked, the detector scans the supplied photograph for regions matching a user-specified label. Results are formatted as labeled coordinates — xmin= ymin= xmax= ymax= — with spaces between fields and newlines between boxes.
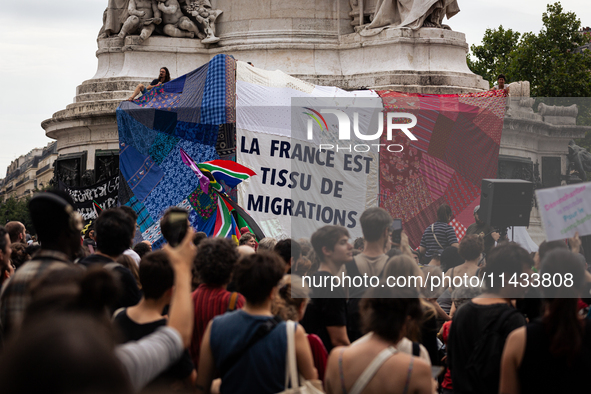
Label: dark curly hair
xmin=194 ymin=238 xmax=239 ymax=286
xmin=458 ymin=234 xmax=484 ymax=261
xmin=234 ymin=251 xmax=285 ymax=305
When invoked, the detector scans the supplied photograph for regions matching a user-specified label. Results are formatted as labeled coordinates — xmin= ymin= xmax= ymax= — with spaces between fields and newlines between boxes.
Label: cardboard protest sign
xmin=536 ymin=182 xmax=591 ymax=241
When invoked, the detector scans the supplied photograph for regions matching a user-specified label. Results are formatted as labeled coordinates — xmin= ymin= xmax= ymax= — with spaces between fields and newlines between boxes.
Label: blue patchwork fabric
xmin=119 ymin=142 xmax=164 ymax=202
xmin=177 ymin=65 xmax=208 ymax=123
xmin=163 ymin=75 xmax=187 ymax=94
xmin=146 ymin=91 xmax=182 ymax=110
xmin=118 ymin=55 xmax=236 ymax=245
xmin=117 ymin=110 xmax=158 ymax=156
xmin=125 ymin=196 xmax=154 ymax=233
xmin=175 ymin=121 xmax=218 ymax=146
xmin=149 ymin=133 xmax=180 ymax=165
xmin=143 ymin=141 xmax=218 ymax=219
xmin=153 ymin=109 xmax=178 ymax=135
xmin=142 ymin=223 xmax=163 ymax=247
xmin=200 ymin=55 xmax=227 ymax=125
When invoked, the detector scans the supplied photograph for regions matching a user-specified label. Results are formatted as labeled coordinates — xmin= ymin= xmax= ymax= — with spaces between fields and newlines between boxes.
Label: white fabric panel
xmin=236 ymin=62 xmax=380 ymax=239
xmin=237 ymin=128 xmax=378 ymax=240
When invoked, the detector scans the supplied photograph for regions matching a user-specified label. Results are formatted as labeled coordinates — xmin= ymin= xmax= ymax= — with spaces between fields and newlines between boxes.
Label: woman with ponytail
xmin=500 ymin=248 xmax=591 ymax=394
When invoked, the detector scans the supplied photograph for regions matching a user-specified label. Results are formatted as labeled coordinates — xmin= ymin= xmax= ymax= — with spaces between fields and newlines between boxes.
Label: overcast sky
xmin=0 ymin=0 xmax=588 ymax=177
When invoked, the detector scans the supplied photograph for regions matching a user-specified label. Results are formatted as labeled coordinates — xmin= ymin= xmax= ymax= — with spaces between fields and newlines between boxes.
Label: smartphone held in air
xmin=390 ymin=219 xmax=402 ymax=232
xmin=161 ymin=210 xmax=189 ymax=247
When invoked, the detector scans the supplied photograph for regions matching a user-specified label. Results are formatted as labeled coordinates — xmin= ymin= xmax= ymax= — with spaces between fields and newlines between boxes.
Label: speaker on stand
xmin=478 ymin=179 xmax=534 ymax=241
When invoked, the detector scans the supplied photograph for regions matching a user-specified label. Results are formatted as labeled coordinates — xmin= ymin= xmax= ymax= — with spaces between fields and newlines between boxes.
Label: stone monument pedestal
xmin=42 ymin=24 xmax=488 ymax=184
xmin=91 ymin=27 xmax=487 ymax=93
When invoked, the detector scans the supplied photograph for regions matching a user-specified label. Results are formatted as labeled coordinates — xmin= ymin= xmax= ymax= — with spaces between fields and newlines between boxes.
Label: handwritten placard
xmin=536 ymin=182 xmax=591 ymax=241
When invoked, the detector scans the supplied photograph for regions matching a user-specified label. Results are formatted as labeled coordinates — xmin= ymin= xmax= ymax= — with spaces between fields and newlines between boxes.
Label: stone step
xmin=76 ymin=79 xmax=150 ymax=95
xmin=50 ymin=100 xmax=121 ymax=120
xmin=75 ymin=90 xmax=134 ymax=103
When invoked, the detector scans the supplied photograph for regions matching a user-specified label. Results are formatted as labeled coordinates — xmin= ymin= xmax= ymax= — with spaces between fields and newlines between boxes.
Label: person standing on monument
xmin=492 ymin=74 xmax=508 ymax=92
xmin=127 ymin=67 xmax=171 ymax=101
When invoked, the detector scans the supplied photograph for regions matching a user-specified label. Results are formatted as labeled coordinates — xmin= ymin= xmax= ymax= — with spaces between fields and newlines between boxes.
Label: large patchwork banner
xmin=118 ymin=57 xmax=507 ymax=246
xmin=236 ymin=62 xmax=380 ymax=239
xmin=117 ymin=54 xmax=236 ymax=248
xmin=377 ymin=91 xmax=507 ymax=247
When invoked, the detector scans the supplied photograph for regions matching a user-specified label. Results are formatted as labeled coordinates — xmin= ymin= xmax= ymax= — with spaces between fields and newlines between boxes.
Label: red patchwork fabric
xmin=377 ymin=90 xmax=506 ymax=247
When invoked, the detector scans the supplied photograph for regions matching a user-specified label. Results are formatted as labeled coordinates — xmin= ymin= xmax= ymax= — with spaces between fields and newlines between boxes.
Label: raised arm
xmin=163 ymin=227 xmax=197 ymax=347
xmin=195 ymin=321 xmax=216 ymax=394
xmin=500 ymin=327 xmax=526 ymax=394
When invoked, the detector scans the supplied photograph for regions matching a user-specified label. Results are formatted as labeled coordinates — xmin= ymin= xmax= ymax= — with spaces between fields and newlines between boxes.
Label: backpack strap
xmin=103 ymin=262 xmax=123 ymax=272
xmin=227 ymin=292 xmax=239 ymax=312
xmin=111 ymin=307 xmax=126 ymax=322
xmin=431 ymin=224 xmax=444 ymax=249
xmin=348 ymin=346 xmax=398 ymax=394
xmin=220 ymin=315 xmax=282 ymax=375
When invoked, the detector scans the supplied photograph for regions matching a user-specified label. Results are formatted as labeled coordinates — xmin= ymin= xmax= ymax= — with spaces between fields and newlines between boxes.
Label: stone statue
xmin=568 ymin=140 xmax=591 ymax=182
xmin=157 ymin=0 xmax=201 ymax=38
xmin=360 ymin=0 xmax=460 ymax=32
xmin=185 ymin=0 xmax=223 ymax=44
xmin=98 ymin=0 xmax=130 ymax=38
xmin=118 ymin=0 xmax=162 ymax=42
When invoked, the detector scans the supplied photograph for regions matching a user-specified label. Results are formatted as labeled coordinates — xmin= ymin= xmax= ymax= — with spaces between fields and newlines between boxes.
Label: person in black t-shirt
xmin=114 ymin=250 xmax=195 ymax=388
xmin=127 ymin=67 xmax=171 ymax=101
xmin=301 ymin=225 xmax=352 ymax=353
xmin=447 ymin=243 xmax=531 ymax=394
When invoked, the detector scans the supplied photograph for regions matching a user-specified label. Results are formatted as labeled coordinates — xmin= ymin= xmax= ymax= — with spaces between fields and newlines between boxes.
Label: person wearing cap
xmin=466 ymin=205 xmax=500 ymax=257
xmin=0 ymin=190 xmax=84 ymax=338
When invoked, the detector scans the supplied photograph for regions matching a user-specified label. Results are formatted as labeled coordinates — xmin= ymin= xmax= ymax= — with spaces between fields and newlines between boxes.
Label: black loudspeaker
xmin=479 ymin=179 xmax=533 ymax=227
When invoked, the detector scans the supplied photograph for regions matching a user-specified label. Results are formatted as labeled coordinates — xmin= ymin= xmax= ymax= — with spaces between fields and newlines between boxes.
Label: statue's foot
xmin=186 ymin=32 xmax=195 ymax=38
xmin=441 ymin=24 xmax=452 ymax=30
xmin=201 ymin=36 xmax=220 ymax=44
xmin=422 ymin=21 xmax=437 ymax=28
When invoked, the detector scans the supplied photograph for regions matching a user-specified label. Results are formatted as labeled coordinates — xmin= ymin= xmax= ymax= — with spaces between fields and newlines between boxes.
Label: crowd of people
xmin=0 ymin=190 xmax=590 ymax=394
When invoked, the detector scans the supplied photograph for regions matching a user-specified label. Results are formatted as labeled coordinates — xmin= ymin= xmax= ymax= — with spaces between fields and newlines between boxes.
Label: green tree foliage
xmin=468 ymin=2 xmax=591 ymax=96
xmin=467 ymin=26 xmax=521 ymax=88
xmin=510 ymin=2 xmax=591 ymax=97
xmin=0 ymin=196 xmax=33 ymax=233
xmin=467 ymin=2 xmax=591 ymax=150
